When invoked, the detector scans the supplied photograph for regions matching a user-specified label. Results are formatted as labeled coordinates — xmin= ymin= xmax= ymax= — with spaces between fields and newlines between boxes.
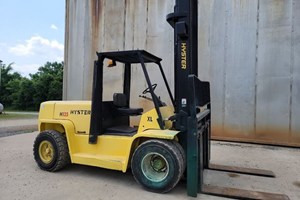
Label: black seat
xmin=113 ymin=93 xmax=143 ymax=116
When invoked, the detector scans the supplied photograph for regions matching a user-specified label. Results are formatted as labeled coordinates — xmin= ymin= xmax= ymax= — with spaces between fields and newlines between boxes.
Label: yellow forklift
xmin=34 ymin=50 xmax=185 ymax=193
xmin=33 ymin=0 xmax=289 ymax=199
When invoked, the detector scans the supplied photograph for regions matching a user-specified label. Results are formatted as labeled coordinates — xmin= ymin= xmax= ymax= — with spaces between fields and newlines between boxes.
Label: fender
xmin=134 ymin=129 xmax=179 ymax=140
xmin=39 ymin=119 xmax=76 ymax=158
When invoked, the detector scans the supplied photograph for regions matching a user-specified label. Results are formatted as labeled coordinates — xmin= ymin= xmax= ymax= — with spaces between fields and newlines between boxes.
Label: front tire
xmin=33 ymin=130 xmax=70 ymax=172
xmin=131 ymin=139 xmax=185 ymax=193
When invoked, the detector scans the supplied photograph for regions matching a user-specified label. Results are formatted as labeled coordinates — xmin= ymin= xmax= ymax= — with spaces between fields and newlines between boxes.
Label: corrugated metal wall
xmin=64 ymin=0 xmax=300 ymax=147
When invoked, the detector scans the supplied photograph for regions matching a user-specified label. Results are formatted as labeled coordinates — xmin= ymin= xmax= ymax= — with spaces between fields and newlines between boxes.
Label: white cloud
xmin=50 ymin=24 xmax=58 ymax=30
xmin=9 ymin=35 xmax=64 ymax=57
xmin=5 ymin=35 xmax=64 ymax=76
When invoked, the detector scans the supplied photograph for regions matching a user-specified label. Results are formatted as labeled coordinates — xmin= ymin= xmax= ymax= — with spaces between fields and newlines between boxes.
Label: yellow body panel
xmin=138 ymin=106 xmax=174 ymax=132
xmin=38 ymin=101 xmax=179 ymax=172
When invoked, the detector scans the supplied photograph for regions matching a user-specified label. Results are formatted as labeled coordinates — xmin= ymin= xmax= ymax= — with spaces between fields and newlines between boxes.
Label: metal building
xmin=64 ymin=0 xmax=300 ymax=147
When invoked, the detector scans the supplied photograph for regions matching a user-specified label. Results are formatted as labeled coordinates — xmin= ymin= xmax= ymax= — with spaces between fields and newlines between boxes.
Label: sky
xmin=0 ymin=0 xmax=65 ymax=77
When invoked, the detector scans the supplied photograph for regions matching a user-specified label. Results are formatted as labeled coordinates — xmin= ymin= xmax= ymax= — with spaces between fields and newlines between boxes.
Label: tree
xmin=0 ymin=61 xmax=63 ymax=111
xmin=31 ymin=62 xmax=64 ymax=109
xmin=0 ymin=63 xmax=21 ymax=106
xmin=8 ymin=77 xmax=35 ymax=110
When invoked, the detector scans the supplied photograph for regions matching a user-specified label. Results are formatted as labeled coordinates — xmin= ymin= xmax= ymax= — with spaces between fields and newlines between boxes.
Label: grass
xmin=0 ymin=113 xmax=38 ymax=120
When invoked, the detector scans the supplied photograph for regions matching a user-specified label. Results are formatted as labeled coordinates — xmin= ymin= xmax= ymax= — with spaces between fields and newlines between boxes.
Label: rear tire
xmin=33 ymin=130 xmax=70 ymax=172
xmin=131 ymin=139 xmax=185 ymax=193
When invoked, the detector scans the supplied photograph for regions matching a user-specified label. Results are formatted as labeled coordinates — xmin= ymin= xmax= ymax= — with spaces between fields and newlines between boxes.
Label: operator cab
xmin=89 ymin=50 xmax=175 ymax=143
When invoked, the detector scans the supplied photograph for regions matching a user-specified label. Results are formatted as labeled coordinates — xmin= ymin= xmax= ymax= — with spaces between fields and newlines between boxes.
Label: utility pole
xmin=0 ymin=60 xmax=2 ymax=88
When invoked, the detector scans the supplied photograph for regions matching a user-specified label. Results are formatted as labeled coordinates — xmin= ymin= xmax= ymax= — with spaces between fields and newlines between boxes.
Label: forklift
xmin=33 ymin=0 xmax=289 ymax=199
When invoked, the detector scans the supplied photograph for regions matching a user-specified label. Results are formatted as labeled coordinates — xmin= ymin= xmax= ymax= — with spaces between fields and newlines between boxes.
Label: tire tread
xmin=33 ymin=130 xmax=70 ymax=172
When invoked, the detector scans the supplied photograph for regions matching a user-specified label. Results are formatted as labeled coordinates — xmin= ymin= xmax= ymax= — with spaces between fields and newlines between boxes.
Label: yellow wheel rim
xmin=39 ymin=141 xmax=54 ymax=164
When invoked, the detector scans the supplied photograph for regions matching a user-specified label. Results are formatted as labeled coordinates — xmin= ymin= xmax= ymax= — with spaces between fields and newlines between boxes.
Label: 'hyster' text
xmin=70 ymin=110 xmax=91 ymax=115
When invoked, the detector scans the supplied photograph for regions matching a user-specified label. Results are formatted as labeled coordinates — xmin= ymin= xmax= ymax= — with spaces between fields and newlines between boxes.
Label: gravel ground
xmin=0 ymin=118 xmax=37 ymax=128
xmin=0 ymin=119 xmax=38 ymax=137
xmin=0 ymin=132 xmax=299 ymax=200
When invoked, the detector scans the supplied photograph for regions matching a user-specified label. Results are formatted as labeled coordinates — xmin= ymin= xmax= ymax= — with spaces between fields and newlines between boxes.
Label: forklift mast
xmin=167 ymin=0 xmax=211 ymax=196
xmin=167 ymin=1 xmax=289 ymax=199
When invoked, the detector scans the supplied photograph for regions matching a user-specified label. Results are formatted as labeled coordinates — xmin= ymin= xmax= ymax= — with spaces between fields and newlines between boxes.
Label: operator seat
xmin=113 ymin=93 xmax=143 ymax=116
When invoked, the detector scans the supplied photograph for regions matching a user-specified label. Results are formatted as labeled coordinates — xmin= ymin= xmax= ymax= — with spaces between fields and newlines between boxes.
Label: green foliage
xmin=0 ymin=62 xmax=63 ymax=111
xmin=0 ymin=63 xmax=21 ymax=106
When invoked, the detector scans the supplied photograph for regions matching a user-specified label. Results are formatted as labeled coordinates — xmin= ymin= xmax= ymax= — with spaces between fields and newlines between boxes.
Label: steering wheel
xmin=142 ymin=83 xmax=157 ymax=94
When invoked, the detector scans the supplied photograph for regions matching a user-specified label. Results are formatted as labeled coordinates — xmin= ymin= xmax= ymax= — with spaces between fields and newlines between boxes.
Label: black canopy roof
xmin=97 ymin=50 xmax=162 ymax=64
